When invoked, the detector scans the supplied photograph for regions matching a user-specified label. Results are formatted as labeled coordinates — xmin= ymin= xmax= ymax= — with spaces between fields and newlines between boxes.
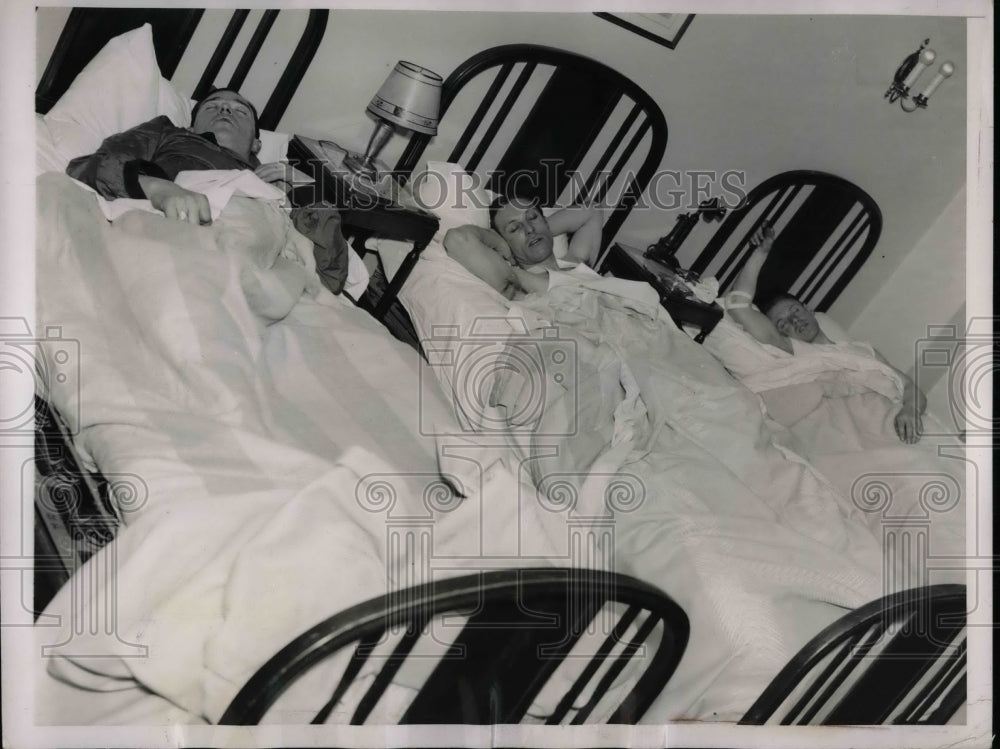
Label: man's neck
xmin=192 ymin=129 xmax=255 ymax=165
xmin=524 ymin=256 xmax=561 ymax=272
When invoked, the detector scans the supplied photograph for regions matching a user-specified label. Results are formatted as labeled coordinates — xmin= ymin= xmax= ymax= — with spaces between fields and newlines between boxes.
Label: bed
xmin=30 ymin=8 xmax=968 ymax=731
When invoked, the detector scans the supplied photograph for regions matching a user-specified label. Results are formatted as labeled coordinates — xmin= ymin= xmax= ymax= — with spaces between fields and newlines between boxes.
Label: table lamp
xmin=344 ymin=61 xmax=442 ymax=180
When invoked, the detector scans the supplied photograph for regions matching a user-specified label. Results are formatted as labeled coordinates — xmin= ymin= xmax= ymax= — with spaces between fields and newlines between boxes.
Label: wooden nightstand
xmin=286 ymin=135 xmax=439 ymax=343
xmin=602 ymin=242 xmax=723 ymax=344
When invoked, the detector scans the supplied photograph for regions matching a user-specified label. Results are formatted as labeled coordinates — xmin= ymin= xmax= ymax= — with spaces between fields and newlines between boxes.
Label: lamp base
xmin=341 ymin=151 xmax=392 ymax=197
xmin=343 ymin=152 xmax=377 ymax=179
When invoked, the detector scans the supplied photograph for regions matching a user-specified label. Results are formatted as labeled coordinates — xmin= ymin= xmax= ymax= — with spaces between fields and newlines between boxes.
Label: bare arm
xmin=138 ymin=175 xmax=212 ymax=226
xmin=546 ymin=205 xmax=605 ymax=267
xmin=444 ymin=225 xmax=549 ymax=299
xmin=728 ymin=224 xmax=792 ymax=353
xmin=873 ymin=349 xmax=926 ymax=444
xmin=444 ymin=224 xmax=514 ymax=262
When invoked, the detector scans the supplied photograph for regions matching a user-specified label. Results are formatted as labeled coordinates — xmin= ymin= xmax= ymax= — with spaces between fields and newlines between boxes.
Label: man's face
xmin=767 ymin=298 xmax=821 ymax=342
xmin=493 ymin=200 xmax=554 ymax=267
xmin=192 ymin=91 xmax=259 ymax=160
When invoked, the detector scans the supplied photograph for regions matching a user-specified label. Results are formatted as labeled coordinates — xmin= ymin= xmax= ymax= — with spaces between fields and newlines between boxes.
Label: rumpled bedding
xmin=442 ymin=281 xmax=903 ymax=721
xmin=34 ymin=172 xmax=961 ymax=726
xmin=703 ymin=311 xmax=966 ymax=593
xmin=746 ymin=346 xmax=966 ymax=592
xmin=35 ymin=173 xmax=573 ymax=723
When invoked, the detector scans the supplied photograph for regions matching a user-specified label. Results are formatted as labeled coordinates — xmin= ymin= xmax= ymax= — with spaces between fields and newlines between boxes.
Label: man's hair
xmin=488 ymin=194 xmax=542 ymax=230
xmin=191 ymin=88 xmax=260 ymax=138
xmin=760 ymin=292 xmax=803 ymax=317
xmin=488 ymin=195 xmax=508 ymax=230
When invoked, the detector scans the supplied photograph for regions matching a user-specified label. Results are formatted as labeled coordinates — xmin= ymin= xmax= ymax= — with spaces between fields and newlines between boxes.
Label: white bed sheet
xmin=34 ymin=173 xmax=958 ymax=727
xmin=32 ymin=173 xmax=521 ymax=723
xmin=391 ymin=254 xmax=920 ymax=722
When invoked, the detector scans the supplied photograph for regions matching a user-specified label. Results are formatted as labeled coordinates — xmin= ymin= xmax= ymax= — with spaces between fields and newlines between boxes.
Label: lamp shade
xmin=366 ymin=61 xmax=442 ymax=136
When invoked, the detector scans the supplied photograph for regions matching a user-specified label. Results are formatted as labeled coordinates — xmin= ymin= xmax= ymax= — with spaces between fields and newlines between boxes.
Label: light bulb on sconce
xmin=885 ymin=39 xmax=956 ymax=112
xmin=912 ymin=60 xmax=955 ymax=109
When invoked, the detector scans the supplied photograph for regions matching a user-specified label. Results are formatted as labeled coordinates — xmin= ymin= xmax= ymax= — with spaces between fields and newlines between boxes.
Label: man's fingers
xmin=196 ymin=196 xmax=212 ymax=225
xmin=168 ymin=201 xmax=187 ymax=222
xmin=256 ymin=162 xmax=295 ymax=189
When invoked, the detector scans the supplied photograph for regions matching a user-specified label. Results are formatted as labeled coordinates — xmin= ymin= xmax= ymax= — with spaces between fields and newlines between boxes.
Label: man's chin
xmin=520 ymin=241 xmax=554 ymax=265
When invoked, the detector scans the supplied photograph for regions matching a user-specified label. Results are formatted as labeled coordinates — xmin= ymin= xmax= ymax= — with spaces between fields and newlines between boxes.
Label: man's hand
xmin=748 ymin=220 xmax=775 ymax=252
xmin=254 ymin=162 xmax=298 ymax=194
xmin=138 ymin=175 xmax=211 ymax=226
xmin=894 ymin=407 xmax=923 ymax=444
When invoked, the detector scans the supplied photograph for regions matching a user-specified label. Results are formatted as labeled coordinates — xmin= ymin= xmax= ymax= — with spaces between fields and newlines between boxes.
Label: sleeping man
xmin=66 ymin=87 xmax=349 ymax=296
xmin=725 ymin=222 xmax=926 ymax=444
xmin=66 ymin=88 xmax=295 ymax=224
xmin=442 ymin=195 xmax=605 ymax=299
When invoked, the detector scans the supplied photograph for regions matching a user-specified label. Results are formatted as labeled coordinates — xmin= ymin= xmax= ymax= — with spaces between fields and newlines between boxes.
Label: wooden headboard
xmin=35 ymin=7 xmax=329 ymax=130
xmin=395 ymin=43 xmax=668 ymax=268
xmin=690 ymin=170 xmax=882 ymax=311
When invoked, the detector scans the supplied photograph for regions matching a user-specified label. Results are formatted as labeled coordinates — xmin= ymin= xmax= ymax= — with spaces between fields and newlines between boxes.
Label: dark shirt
xmin=66 ymin=115 xmax=260 ymax=200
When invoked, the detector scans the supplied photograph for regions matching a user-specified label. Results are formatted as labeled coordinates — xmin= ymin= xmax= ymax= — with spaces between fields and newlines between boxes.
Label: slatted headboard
xmin=35 ymin=7 xmax=329 ymax=129
xmin=690 ymin=170 xmax=882 ymax=311
xmin=395 ymin=44 xmax=668 ymax=269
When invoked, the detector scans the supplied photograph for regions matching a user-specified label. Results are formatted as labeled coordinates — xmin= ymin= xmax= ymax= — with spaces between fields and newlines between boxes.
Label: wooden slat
xmin=227 ymin=10 xmax=279 ymax=92
xmin=259 ymin=10 xmax=329 ymax=131
xmin=311 ymin=632 xmax=381 ymax=724
xmin=467 ymin=62 xmax=537 ymax=173
xmin=447 ymin=63 xmax=515 ymax=165
xmin=546 ymin=606 xmax=641 ymax=724
xmin=193 ymin=10 xmax=250 ymax=100
xmin=578 ymin=104 xmax=641 ymax=204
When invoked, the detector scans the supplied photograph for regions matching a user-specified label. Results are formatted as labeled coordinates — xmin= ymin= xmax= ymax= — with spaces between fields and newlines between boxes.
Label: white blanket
xmin=33 ymin=174 xmax=495 ymax=722
xmin=433 ymin=283 xmax=901 ymax=721
xmin=33 ymin=175 xmax=950 ymax=725
xmin=703 ymin=315 xmax=966 ymax=596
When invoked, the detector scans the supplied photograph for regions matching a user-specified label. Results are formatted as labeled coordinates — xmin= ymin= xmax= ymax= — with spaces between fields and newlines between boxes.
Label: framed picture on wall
xmin=594 ymin=12 xmax=695 ymax=50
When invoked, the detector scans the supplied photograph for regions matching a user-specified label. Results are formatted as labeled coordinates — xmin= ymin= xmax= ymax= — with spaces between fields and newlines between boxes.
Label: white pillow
xmin=256 ymin=130 xmax=290 ymax=165
xmin=38 ymin=24 xmax=290 ymax=174
xmin=814 ymin=311 xmax=850 ymax=342
xmin=36 ymin=116 xmax=64 ymax=174
xmin=410 ymin=162 xmax=493 ymax=245
xmin=702 ymin=305 xmax=853 ymax=379
xmin=42 ymin=24 xmax=190 ymax=173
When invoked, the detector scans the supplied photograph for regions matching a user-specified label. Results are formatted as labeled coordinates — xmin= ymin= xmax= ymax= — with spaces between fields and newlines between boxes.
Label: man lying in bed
xmin=726 ymin=222 xmax=926 ymax=444
xmin=442 ymin=196 xmax=604 ymax=299
xmin=66 ymin=88 xmax=350 ymax=295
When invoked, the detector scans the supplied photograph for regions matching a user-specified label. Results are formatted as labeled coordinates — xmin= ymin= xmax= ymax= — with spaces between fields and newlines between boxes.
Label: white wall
xmin=848 ymin=185 xmax=966 ymax=417
xmin=35 ymin=9 xmax=968 ymax=353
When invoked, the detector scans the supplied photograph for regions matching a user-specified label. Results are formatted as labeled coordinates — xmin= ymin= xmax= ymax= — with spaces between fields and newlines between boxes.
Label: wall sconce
xmin=884 ymin=39 xmax=955 ymax=112
xmin=344 ymin=61 xmax=443 ymax=181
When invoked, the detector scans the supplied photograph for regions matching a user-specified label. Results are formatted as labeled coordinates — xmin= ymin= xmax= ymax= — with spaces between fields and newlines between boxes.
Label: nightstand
xmin=602 ymin=242 xmax=723 ymax=344
xmin=286 ymin=135 xmax=439 ymax=339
